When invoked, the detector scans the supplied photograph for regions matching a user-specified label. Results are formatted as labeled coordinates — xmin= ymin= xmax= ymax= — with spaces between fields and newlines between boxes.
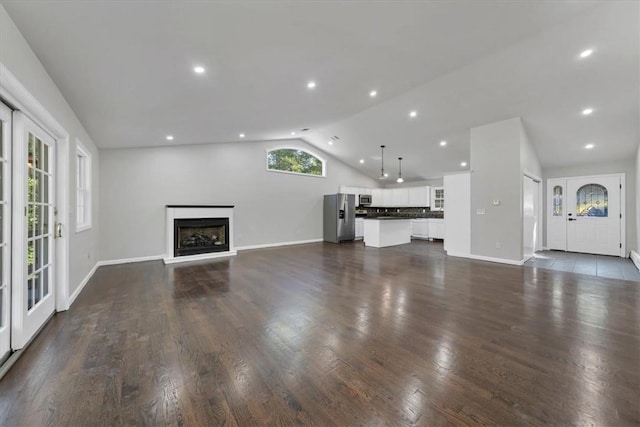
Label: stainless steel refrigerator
xmin=323 ymin=193 xmax=355 ymax=243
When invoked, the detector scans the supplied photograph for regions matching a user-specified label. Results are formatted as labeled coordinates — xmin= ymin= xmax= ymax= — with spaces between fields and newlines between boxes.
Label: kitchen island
xmin=363 ymin=217 xmax=412 ymax=248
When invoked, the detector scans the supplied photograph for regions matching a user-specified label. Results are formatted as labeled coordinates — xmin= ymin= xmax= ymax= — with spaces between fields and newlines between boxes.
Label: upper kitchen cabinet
xmin=408 ymin=186 xmax=430 ymax=207
xmin=341 ymin=185 xmax=432 ymax=207
xmin=371 ymin=188 xmax=384 ymax=206
xmin=391 ymin=188 xmax=409 ymax=206
xmin=432 ymin=187 xmax=444 ymax=211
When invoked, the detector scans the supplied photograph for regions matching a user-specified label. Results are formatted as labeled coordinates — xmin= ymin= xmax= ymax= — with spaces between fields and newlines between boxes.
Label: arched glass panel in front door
xmin=576 ymin=184 xmax=608 ymax=217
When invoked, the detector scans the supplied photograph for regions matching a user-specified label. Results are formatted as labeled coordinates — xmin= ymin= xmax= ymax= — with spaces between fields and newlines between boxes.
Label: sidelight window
xmin=552 ymin=185 xmax=563 ymax=216
xmin=576 ymin=183 xmax=608 ymax=217
xmin=266 ymin=147 xmax=325 ymax=177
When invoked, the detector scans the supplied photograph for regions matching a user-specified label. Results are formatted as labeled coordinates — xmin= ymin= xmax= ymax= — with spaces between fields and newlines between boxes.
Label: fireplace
xmin=164 ymin=205 xmax=236 ymax=264
xmin=174 ymin=217 xmax=229 ymax=257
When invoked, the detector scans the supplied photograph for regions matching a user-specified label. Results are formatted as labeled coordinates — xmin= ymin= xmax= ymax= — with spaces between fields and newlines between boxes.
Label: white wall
xmin=99 ymin=139 xmax=378 ymax=261
xmin=470 ymin=117 xmax=524 ymax=261
xmin=542 ymin=158 xmax=637 ymax=254
xmin=0 ymin=6 xmax=100 ymax=298
xmin=443 ymin=172 xmax=470 ymax=255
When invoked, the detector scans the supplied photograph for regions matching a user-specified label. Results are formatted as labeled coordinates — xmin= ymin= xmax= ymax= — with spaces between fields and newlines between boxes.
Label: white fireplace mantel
xmin=164 ymin=205 xmax=237 ymax=264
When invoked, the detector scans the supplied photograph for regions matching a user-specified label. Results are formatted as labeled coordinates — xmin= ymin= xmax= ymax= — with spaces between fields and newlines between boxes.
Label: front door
xmin=566 ymin=175 xmax=622 ymax=256
xmin=0 ymin=103 xmax=12 ymax=361
xmin=11 ymin=112 xmax=56 ymax=349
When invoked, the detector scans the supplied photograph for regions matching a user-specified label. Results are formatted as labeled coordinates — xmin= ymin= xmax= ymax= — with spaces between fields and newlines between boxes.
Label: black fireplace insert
xmin=174 ymin=217 xmax=229 ymax=257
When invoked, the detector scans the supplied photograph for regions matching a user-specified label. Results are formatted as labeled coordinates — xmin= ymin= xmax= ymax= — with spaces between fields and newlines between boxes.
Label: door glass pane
xmin=27 ymin=240 xmax=34 ymax=275
xmin=34 ymin=273 xmax=41 ymax=305
xmin=576 ymin=184 xmax=608 ymax=217
xmin=42 ymin=143 xmax=48 ymax=171
xmin=553 ymin=186 xmax=563 ymax=216
xmin=27 ymin=278 xmax=33 ymax=310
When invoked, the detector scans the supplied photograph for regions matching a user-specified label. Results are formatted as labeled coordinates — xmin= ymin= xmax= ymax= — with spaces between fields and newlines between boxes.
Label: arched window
xmin=552 ymin=185 xmax=563 ymax=216
xmin=266 ymin=147 xmax=325 ymax=177
xmin=576 ymin=184 xmax=608 ymax=217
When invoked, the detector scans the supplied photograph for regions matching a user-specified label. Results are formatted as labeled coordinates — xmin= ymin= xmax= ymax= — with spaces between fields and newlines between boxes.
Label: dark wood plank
xmin=0 ymin=241 xmax=638 ymax=426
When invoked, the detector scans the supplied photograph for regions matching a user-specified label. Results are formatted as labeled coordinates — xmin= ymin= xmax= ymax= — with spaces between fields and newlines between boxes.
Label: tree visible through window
xmin=267 ymin=148 xmax=324 ymax=176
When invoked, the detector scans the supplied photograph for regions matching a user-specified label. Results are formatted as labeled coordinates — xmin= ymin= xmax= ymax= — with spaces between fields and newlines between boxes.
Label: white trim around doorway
xmin=0 ymin=63 xmax=71 ymax=312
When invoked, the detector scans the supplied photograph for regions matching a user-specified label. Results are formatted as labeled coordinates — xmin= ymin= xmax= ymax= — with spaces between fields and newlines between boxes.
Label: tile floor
xmin=525 ymin=250 xmax=640 ymax=282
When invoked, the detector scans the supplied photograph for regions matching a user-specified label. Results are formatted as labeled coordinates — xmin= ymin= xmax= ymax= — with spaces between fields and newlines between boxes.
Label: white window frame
xmin=265 ymin=146 xmax=326 ymax=178
xmin=75 ymin=140 xmax=92 ymax=232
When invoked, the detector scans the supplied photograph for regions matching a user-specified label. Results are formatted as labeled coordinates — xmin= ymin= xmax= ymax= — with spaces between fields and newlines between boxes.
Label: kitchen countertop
xmin=363 ymin=216 xmax=413 ymax=220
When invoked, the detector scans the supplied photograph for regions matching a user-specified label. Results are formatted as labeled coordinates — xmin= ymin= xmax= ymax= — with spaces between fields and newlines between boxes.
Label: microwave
xmin=359 ymin=194 xmax=372 ymax=206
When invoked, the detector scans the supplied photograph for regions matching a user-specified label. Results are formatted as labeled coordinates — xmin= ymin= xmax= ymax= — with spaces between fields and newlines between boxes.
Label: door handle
xmin=568 ymin=218 xmax=577 ymax=221
xmin=55 ymin=222 xmax=63 ymax=238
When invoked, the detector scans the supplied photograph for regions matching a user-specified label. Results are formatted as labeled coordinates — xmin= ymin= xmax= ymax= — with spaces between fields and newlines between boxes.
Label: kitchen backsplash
xmin=361 ymin=207 xmax=444 ymax=219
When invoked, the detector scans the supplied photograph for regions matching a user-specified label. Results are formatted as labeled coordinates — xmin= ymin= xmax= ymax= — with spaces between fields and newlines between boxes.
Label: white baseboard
xmin=97 ymin=254 xmax=164 ymax=267
xmin=163 ymin=250 xmax=237 ymax=265
xmin=236 ymin=238 xmax=323 ymax=251
xmin=68 ymin=262 xmax=99 ymax=307
xmin=631 ymin=250 xmax=640 ymax=271
xmin=446 ymin=251 xmax=525 ymax=266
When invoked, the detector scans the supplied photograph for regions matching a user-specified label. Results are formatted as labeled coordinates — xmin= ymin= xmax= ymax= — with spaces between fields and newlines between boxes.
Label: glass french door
xmin=11 ymin=112 xmax=56 ymax=350
xmin=0 ymin=103 xmax=11 ymax=361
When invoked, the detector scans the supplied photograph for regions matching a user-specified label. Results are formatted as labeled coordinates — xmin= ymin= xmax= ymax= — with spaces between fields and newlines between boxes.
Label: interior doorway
xmin=547 ymin=174 xmax=624 ymax=257
xmin=523 ymin=174 xmax=541 ymax=261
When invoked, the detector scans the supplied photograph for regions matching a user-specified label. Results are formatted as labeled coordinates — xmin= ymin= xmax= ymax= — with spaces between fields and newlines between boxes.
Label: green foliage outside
xmin=267 ymin=148 xmax=323 ymax=176
xmin=27 ymin=139 xmax=39 ymax=281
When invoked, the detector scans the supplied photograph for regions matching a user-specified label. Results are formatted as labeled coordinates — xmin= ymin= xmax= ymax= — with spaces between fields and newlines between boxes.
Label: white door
xmin=0 ymin=103 xmax=12 ymax=361
xmin=11 ymin=112 xmax=56 ymax=349
xmin=523 ymin=176 xmax=537 ymax=260
xmin=547 ymin=178 xmax=567 ymax=250
xmin=566 ymin=175 xmax=621 ymax=256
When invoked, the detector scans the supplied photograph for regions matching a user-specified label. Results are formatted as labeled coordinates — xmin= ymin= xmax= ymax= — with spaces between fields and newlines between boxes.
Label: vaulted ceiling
xmin=2 ymin=0 xmax=638 ymax=181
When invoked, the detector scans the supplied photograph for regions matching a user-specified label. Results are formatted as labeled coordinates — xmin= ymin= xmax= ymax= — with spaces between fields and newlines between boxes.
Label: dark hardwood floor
xmin=1 ymin=241 xmax=638 ymax=426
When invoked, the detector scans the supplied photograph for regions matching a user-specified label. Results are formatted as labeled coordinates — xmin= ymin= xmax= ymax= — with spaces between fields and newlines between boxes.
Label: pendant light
xmin=379 ymin=145 xmax=387 ymax=179
xmin=397 ymin=157 xmax=404 ymax=183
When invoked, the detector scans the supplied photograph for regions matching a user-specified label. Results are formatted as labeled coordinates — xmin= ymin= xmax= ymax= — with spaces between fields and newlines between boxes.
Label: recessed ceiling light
xmin=291 ymin=132 xmax=296 ymax=136
xmin=307 ymin=81 xmax=316 ymax=89
xmin=440 ymin=140 xmax=447 ymax=146
xmin=582 ymin=108 xmax=594 ymax=115
xmin=409 ymin=111 xmax=418 ymax=118
xmin=165 ymin=135 xmax=174 ymax=141
xmin=359 ymin=159 xmax=365 ymax=164
xmin=461 ymin=161 xmax=467 ymax=167
xmin=239 ymin=133 xmax=245 ymax=138
xmin=384 ymin=173 xmax=389 ymax=177
xmin=585 ymin=143 xmax=595 ymax=149
xmin=193 ymin=66 xmax=205 ymax=74
xmin=328 ymin=140 xmax=333 ymax=145
xmin=579 ymin=49 xmax=594 ymax=59
xmin=370 ymin=90 xmax=377 ymax=98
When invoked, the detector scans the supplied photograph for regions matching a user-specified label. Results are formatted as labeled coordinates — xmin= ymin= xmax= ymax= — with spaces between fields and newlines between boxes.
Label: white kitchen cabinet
xmin=355 ymin=218 xmax=364 ymax=239
xmin=410 ymin=219 xmax=429 ymax=238
xmin=428 ymin=218 xmax=445 ymax=239
xmin=431 ymin=187 xmax=444 ymax=211
xmin=342 ymin=186 xmax=358 ymax=196
xmin=382 ymin=189 xmax=393 ymax=207
xmin=408 ymin=186 xmax=430 ymax=207
xmin=371 ymin=188 xmax=384 ymax=206
xmin=391 ymin=188 xmax=409 ymax=207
